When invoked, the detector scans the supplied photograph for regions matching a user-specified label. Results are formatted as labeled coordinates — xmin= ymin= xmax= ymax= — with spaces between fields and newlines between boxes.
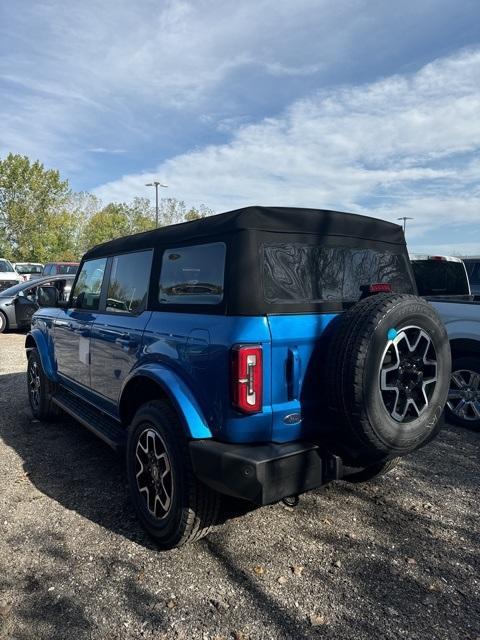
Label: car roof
xmin=84 ymin=206 xmax=406 ymax=260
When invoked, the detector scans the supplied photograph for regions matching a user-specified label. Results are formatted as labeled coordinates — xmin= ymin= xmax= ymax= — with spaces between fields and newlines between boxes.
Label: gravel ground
xmin=0 ymin=331 xmax=479 ymax=640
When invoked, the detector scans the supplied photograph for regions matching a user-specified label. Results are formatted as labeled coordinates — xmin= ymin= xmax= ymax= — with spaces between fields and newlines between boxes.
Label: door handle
xmin=287 ymin=347 xmax=301 ymax=400
xmin=115 ymin=336 xmax=135 ymax=349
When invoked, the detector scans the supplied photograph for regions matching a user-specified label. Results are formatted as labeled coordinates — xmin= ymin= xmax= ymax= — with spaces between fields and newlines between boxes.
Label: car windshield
xmin=0 ymin=260 xmax=15 ymax=273
xmin=16 ymin=264 xmax=43 ymax=274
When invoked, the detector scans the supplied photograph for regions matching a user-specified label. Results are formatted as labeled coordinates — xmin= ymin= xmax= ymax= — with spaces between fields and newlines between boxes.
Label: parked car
xmin=0 ymin=274 xmax=74 ymax=333
xmin=411 ymin=254 xmax=480 ymax=431
xmin=0 ymin=258 xmax=22 ymax=293
xmin=26 ymin=207 xmax=451 ymax=548
xmin=462 ymin=257 xmax=480 ymax=296
xmin=13 ymin=262 xmax=44 ymax=281
xmin=42 ymin=262 xmax=79 ymax=276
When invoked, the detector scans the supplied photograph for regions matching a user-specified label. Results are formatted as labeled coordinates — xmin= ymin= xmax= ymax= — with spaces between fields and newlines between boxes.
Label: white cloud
xmin=93 ymin=48 xmax=480 ymax=243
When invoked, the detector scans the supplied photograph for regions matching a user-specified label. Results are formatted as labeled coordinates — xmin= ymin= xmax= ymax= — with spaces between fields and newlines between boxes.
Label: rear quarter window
xmin=263 ymin=243 xmax=414 ymax=303
xmin=159 ymin=243 xmax=226 ymax=305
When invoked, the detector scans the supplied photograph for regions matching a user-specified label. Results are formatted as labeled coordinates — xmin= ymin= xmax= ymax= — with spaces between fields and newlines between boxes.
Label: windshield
xmin=15 ymin=264 xmax=43 ymax=274
xmin=411 ymin=260 xmax=470 ymax=296
xmin=0 ymin=260 xmax=15 ymax=273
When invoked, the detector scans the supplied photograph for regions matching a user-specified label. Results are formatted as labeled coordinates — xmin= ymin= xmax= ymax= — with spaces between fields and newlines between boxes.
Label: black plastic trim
xmin=189 ymin=439 xmax=343 ymax=505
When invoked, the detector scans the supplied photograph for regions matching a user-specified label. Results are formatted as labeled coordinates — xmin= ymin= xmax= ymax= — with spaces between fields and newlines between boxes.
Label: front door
xmin=54 ymin=258 xmax=107 ymax=389
xmin=90 ymin=250 xmax=153 ymax=406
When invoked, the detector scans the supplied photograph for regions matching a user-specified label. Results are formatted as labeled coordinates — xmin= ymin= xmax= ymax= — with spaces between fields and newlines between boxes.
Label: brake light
xmin=369 ymin=283 xmax=392 ymax=293
xmin=429 ymin=256 xmax=447 ymax=261
xmin=231 ymin=345 xmax=263 ymax=413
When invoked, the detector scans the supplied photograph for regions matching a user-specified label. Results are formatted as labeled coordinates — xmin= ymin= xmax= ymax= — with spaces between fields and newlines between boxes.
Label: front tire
xmin=446 ymin=356 xmax=480 ymax=431
xmin=126 ymin=400 xmax=221 ymax=549
xmin=27 ymin=349 xmax=58 ymax=421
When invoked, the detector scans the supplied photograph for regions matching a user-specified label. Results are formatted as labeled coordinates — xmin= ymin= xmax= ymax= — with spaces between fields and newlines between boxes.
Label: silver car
xmin=0 ymin=274 xmax=74 ymax=333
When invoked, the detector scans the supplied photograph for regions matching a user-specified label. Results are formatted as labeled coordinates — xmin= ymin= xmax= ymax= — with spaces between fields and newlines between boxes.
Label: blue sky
xmin=1 ymin=0 xmax=480 ymax=253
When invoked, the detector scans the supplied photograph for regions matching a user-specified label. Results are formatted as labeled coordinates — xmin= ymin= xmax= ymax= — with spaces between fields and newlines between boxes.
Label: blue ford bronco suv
xmin=26 ymin=207 xmax=451 ymax=548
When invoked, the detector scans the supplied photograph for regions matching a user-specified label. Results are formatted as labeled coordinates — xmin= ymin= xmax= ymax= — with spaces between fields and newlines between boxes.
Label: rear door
xmin=89 ymin=249 xmax=153 ymax=408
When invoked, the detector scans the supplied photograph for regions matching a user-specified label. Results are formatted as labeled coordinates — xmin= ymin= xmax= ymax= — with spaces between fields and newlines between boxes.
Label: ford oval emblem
xmin=283 ymin=413 xmax=302 ymax=425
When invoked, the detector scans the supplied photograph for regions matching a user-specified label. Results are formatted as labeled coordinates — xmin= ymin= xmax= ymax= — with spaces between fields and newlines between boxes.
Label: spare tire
xmin=325 ymin=293 xmax=450 ymax=465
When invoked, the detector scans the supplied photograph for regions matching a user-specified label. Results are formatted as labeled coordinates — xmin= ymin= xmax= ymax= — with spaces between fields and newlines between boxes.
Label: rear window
xmin=263 ymin=244 xmax=414 ymax=303
xmin=56 ymin=264 xmax=78 ymax=275
xmin=159 ymin=243 xmax=226 ymax=305
xmin=411 ymin=260 xmax=469 ymax=296
xmin=15 ymin=264 xmax=43 ymax=274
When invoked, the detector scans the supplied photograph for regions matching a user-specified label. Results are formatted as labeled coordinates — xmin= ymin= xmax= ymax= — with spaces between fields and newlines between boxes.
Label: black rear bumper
xmin=189 ymin=440 xmax=343 ymax=505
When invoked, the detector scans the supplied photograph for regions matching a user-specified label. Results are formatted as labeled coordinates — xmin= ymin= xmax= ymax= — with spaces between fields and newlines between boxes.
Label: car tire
xmin=445 ymin=356 xmax=480 ymax=431
xmin=27 ymin=348 xmax=59 ymax=421
xmin=126 ymin=400 xmax=221 ymax=549
xmin=344 ymin=457 xmax=400 ymax=483
xmin=326 ymin=293 xmax=451 ymax=465
xmin=0 ymin=311 xmax=7 ymax=333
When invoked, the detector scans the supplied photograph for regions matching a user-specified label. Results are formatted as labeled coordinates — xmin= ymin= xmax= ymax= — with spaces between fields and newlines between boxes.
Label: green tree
xmin=80 ymin=199 xmax=155 ymax=252
xmin=157 ymin=198 xmax=214 ymax=225
xmin=0 ymin=153 xmax=71 ymax=261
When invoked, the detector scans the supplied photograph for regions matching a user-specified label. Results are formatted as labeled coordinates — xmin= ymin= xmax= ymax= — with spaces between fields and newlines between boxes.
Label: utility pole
xmin=145 ymin=181 xmax=168 ymax=228
xmin=397 ymin=216 xmax=414 ymax=234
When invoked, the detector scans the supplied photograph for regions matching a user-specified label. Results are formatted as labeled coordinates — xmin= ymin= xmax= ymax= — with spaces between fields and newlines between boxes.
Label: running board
xmin=52 ymin=388 xmax=125 ymax=451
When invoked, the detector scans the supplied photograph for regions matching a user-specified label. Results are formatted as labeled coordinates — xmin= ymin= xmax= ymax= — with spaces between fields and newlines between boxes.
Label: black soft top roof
xmin=84 ymin=206 xmax=405 ymax=259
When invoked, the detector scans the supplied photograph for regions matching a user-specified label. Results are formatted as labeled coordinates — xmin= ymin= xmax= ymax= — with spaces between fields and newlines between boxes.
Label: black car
xmin=0 ymin=274 xmax=74 ymax=333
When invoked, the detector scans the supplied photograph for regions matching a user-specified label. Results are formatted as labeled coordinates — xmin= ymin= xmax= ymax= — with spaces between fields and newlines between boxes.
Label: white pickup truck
xmin=411 ymin=255 xmax=480 ymax=431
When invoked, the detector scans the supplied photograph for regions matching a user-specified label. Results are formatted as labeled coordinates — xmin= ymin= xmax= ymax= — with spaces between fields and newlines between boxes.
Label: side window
xmin=71 ymin=258 xmax=107 ymax=310
xmin=43 ymin=265 xmax=51 ymax=275
xmin=159 ymin=243 xmax=226 ymax=305
xmin=105 ymin=250 xmax=153 ymax=314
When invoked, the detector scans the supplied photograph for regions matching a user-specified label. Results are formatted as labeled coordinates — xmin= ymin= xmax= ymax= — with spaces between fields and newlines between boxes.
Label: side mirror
xmin=36 ymin=285 xmax=59 ymax=307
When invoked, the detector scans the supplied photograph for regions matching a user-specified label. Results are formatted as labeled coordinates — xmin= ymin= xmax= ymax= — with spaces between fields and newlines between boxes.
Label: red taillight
xmin=369 ymin=283 xmax=392 ymax=293
xmin=231 ymin=345 xmax=263 ymax=414
xmin=429 ymin=255 xmax=446 ymax=261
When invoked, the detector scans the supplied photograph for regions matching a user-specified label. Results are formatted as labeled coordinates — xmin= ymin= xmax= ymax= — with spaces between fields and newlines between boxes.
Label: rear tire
xmin=27 ymin=349 xmax=59 ymax=421
xmin=126 ymin=400 xmax=221 ymax=549
xmin=445 ymin=356 xmax=480 ymax=431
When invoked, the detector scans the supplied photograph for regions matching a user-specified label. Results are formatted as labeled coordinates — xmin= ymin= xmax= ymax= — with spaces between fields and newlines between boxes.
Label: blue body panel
xmin=267 ymin=313 xmax=337 ymax=442
xmin=28 ymin=307 xmax=339 ymax=444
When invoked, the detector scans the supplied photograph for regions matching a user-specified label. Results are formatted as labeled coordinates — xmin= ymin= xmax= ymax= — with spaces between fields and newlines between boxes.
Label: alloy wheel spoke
xmin=379 ymin=326 xmax=437 ymax=423
xmin=135 ymin=427 xmax=173 ymax=521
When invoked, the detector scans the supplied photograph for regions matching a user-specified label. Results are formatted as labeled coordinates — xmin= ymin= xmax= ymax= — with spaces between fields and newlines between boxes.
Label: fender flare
xmin=25 ymin=328 xmax=58 ymax=382
xmin=120 ymin=363 xmax=213 ymax=440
